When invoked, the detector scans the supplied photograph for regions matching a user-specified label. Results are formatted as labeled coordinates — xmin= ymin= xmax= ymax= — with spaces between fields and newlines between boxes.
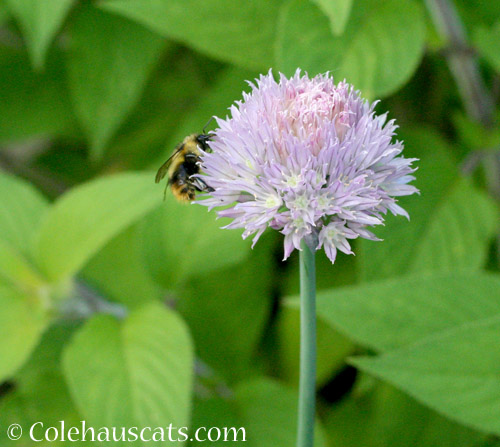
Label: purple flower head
xmin=197 ymin=70 xmax=418 ymax=263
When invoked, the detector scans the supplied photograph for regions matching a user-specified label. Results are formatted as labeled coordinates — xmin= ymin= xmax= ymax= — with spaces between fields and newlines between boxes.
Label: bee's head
xmin=196 ymin=134 xmax=212 ymax=151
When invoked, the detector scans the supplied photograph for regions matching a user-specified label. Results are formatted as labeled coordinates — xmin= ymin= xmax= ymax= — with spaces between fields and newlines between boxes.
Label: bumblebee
xmin=155 ymin=133 xmax=212 ymax=202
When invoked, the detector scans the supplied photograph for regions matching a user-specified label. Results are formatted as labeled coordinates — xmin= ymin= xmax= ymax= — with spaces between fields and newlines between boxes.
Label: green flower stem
xmin=297 ymin=238 xmax=317 ymax=447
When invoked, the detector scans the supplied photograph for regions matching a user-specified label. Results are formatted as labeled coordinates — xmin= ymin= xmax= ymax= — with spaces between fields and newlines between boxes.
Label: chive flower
xmin=198 ymin=70 xmax=418 ymax=262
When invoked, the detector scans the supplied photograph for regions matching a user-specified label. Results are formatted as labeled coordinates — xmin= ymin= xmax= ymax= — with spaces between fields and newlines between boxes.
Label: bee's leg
xmin=191 ymin=176 xmax=214 ymax=193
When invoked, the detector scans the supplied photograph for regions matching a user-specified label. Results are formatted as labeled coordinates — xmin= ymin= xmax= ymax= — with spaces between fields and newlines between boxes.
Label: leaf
xmin=35 ymin=172 xmax=163 ymax=282
xmin=352 ymin=315 xmax=500 ymax=435
xmin=0 ymin=239 xmax=45 ymax=290
xmin=62 ymin=303 xmax=193 ymax=433
xmin=0 ymin=173 xmax=47 ymax=258
xmin=310 ymin=0 xmax=353 ymax=35
xmin=474 ymin=23 xmax=500 ymax=73
xmin=191 ymin=378 xmax=329 ymax=447
xmin=66 ymin=4 xmax=164 ymax=159
xmin=141 ymin=194 xmax=251 ymax=289
xmin=105 ymin=43 xmax=205 ymax=168
xmin=0 ymin=324 xmax=81 ymax=447
xmin=324 ymin=381 xmax=485 ymax=447
xmin=0 ymin=3 xmax=10 ymax=23
xmin=4 ymin=0 xmax=73 ymax=68
xmin=277 ymin=303 xmax=354 ymax=387
xmin=234 ymin=378 xmax=328 ymax=447
xmin=154 ymin=66 xmax=259 ymax=169
xmin=276 ymin=0 xmax=425 ymax=98
xmin=191 ymin=396 xmax=242 ymax=447
xmin=0 ymin=47 xmax=75 ymax=143
xmin=178 ymin=233 xmax=274 ymax=383
xmin=0 ymin=286 xmax=48 ymax=382
xmin=99 ymin=0 xmax=282 ymax=71
xmin=359 ymin=128 xmax=499 ymax=281
xmin=82 ymin=225 xmax=162 ymax=309
xmin=314 ymin=271 xmax=500 ymax=352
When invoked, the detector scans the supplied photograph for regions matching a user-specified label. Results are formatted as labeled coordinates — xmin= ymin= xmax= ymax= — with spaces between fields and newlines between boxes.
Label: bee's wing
xmin=155 ymin=144 xmax=184 ymax=183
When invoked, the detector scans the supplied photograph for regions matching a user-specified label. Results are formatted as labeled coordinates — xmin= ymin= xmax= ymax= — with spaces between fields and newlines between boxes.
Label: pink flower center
xmin=274 ymin=80 xmax=351 ymax=157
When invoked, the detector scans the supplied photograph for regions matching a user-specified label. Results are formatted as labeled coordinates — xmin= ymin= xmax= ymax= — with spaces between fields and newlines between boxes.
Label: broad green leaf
xmin=453 ymin=112 xmax=500 ymax=153
xmin=35 ymin=172 xmax=163 ymax=282
xmin=0 ymin=48 xmax=75 ymax=143
xmin=192 ymin=378 xmax=328 ymax=447
xmin=474 ymin=23 xmax=500 ymax=73
xmin=82 ymin=225 xmax=162 ymax=309
xmin=191 ymin=396 xmax=242 ymax=447
xmin=178 ymin=233 xmax=274 ymax=383
xmin=0 ymin=239 xmax=45 ymax=290
xmin=154 ymin=66 xmax=259 ymax=169
xmin=360 ymin=128 xmax=499 ymax=281
xmin=141 ymin=194 xmax=251 ymax=289
xmin=282 ymin=243 xmax=358 ymax=295
xmin=353 ymin=315 xmax=500 ymax=435
xmin=311 ymin=0 xmax=353 ymax=35
xmin=0 ymin=286 xmax=48 ymax=382
xmin=277 ymin=304 xmax=354 ymax=387
xmin=410 ymin=179 xmax=497 ymax=271
xmin=456 ymin=1 xmax=500 ymax=30
xmin=63 ymin=303 xmax=193 ymax=434
xmin=99 ymin=0 xmax=282 ymax=71
xmin=313 ymin=271 xmax=500 ymax=352
xmin=4 ymin=0 xmax=73 ymax=68
xmin=0 ymin=325 xmax=81 ymax=447
xmin=0 ymin=4 xmax=10 ymax=23
xmin=235 ymin=378 xmax=328 ymax=447
xmin=325 ymin=381 xmax=485 ymax=447
xmin=105 ymin=42 xmax=204 ymax=169
xmin=276 ymin=0 xmax=425 ymax=98
xmin=67 ymin=5 xmax=164 ymax=159
xmin=0 ymin=173 xmax=47 ymax=258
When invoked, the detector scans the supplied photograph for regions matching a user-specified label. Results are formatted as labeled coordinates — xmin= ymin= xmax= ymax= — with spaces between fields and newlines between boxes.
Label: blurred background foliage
xmin=0 ymin=0 xmax=499 ymax=446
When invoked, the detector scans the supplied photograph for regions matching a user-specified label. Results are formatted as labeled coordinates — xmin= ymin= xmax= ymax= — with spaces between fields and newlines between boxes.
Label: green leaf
xmin=154 ymin=66 xmax=259 ymax=169
xmin=178 ymin=233 xmax=274 ymax=383
xmin=235 ymin=378 xmax=328 ymax=447
xmin=105 ymin=43 xmax=205 ymax=168
xmin=99 ymin=0 xmax=282 ymax=71
xmin=67 ymin=5 xmax=164 ymax=159
xmin=192 ymin=378 xmax=328 ymax=447
xmin=360 ymin=128 xmax=499 ymax=281
xmin=82 ymin=225 xmax=162 ymax=309
xmin=325 ymin=381 xmax=485 ymax=447
xmin=314 ymin=271 xmax=500 ymax=352
xmin=0 ymin=173 xmax=47 ymax=258
xmin=310 ymin=0 xmax=353 ymax=35
xmin=0 ymin=48 xmax=75 ymax=143
xmin=35 ymin=172 xmax=162 ymax=282
xmin=191 ymin=396 xmax=242 ymax=447
xmin=277 ymin=303 xmax=354 ymax=387
xmin=0 ymin=239 xmax=45 ymax=290
xmin=276 ymin=0 xmax=425 ymax=98
xmin=0 ymin=3 xmax=10 ymax=23
xmin=453 ymin=112 xmax=500 ymax=152
xmin=4 ymin=0 xmax=73 ymax=68
xmin=352 ymin=315 xmax=500 ymax=435
xmin=141 ymin=194 xmax=251 ymax=289
xmin=62 ymin=303 xmax=193 ymax=432
xmin=0 ymin=325 xmax=81 ymax=447
xmin=474 ymin=22 xmax=500 ymax=73
xmin=0 ymin=286 xmax=48 ymax=382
